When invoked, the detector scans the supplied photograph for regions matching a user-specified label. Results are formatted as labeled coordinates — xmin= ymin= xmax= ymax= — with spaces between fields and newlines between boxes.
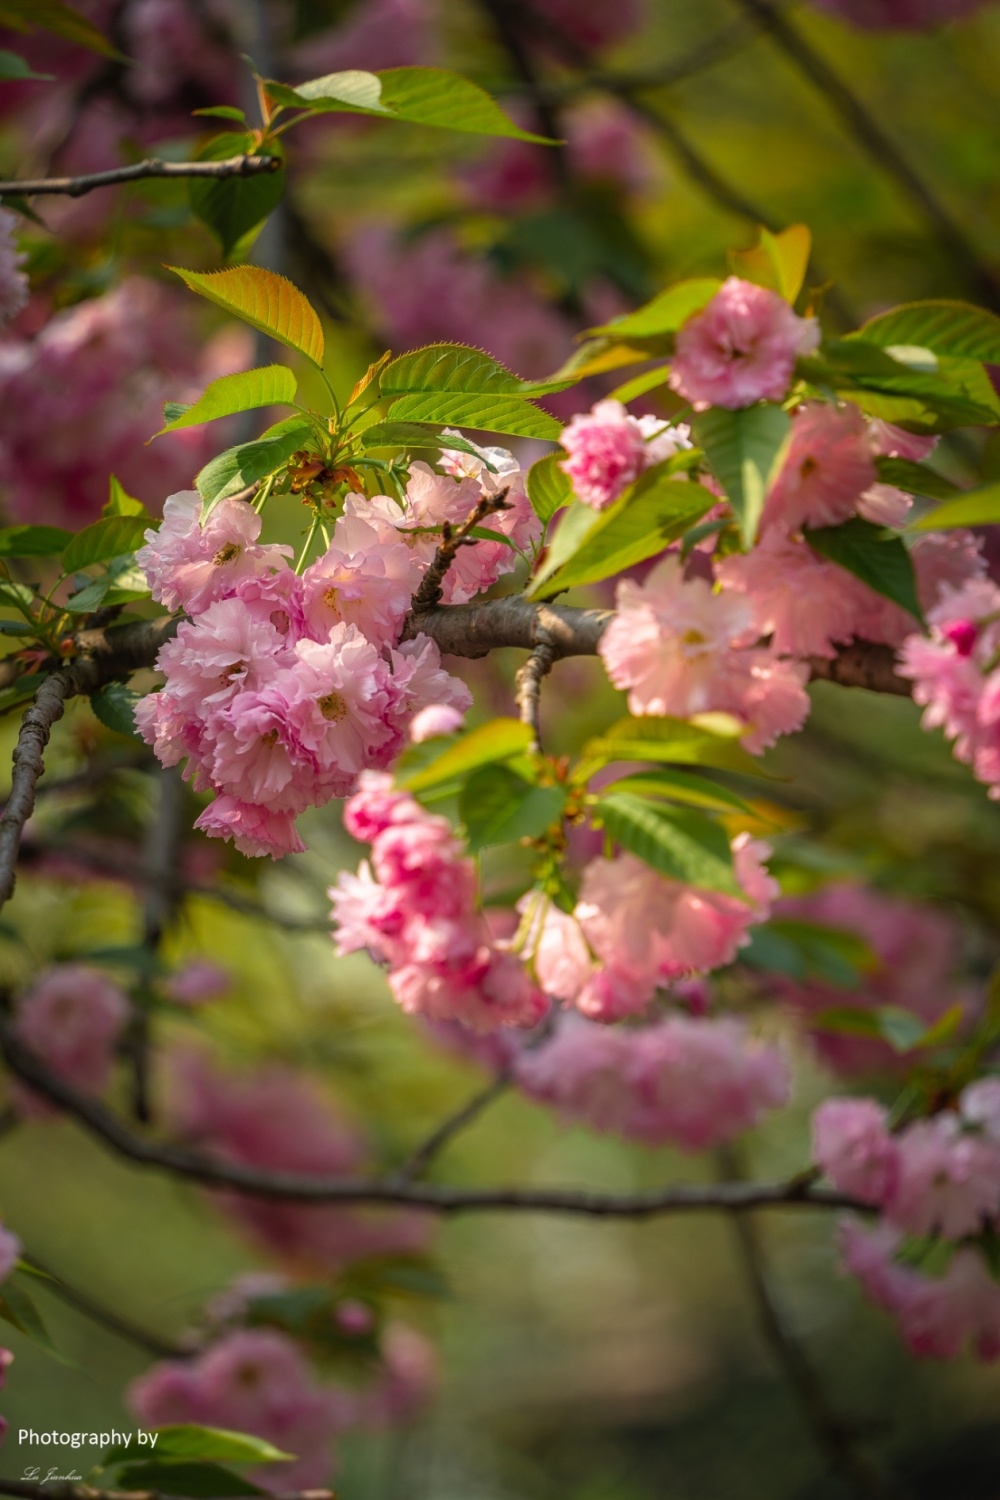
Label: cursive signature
xmin=21 ymin=1468 xmax=83 ymax=1484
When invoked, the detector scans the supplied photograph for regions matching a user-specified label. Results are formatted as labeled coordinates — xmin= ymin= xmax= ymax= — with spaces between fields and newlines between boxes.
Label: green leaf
xmin=853 ymin=300 xmax=1000 ymax=364
xmin=400 ymin=718 xmax=533 ymax=794
xmin=266 ymin=68 xmax=390 ymax=114
xmin=386 ymin=393 xmax=560 ymax=441
xmin=104 ymin=475 xmax=149 ymax=518
xmin=730 ymin=224 xmax=811 ymax=303
xmin=459 ymin=765 xmax=566 ymax=852
xmin=607 ymin=365 xmax=671 ymax=404
xmin=808 ymin=341 xmax=999 ymax=429
xmin=529 ymin=473 xmax=713 ymax=597
xmin=875 ymin=455 xmax=960 ymax=501
xmin=0 ymin=1276 xmax=71 ymax=1364
xmin=600 ymin=768 xmax=754 ymax=815
xmin=195 ymin=425 xmax=312 ymax=509
xmin=377 ymin=66 xmax=556 ymax=141
xmin=192 ymin=105 xmax=247 ymax=123
xmin=589 ymin=278 xmax=722 ymax=340
xmin=0 ymin=621 xmax=36 ymax=636
xmin=908 ymin=480 xmax=1000 ymax=531
xmin=63 ymin=576 xmax=111 ymax=614
xmin=61 ymin=517 xmax=148 ymax=574
xmin=189 ymin=133 xmax=284 ymax=259
xmin=805 ymin=516 xmax=923 ymax=623
xmin=0 ymin=674 xmax=45 ymax=716
xmin=526 ymin=453 xmax=572 ymax=526
xmin=598 ymin=792 xmax=740 ymax=896
xmin=156 ymin=365 xmax=297 ymax=436
xmin=90 ymin=684 xmax=143 ymax=741
xmin=691 ymin=404 xmax=790 ymax=546
xmin=0 ymin=525 xmax=71 ymax=557
xmin=740 ymin=918 xmax=876 ymax=987
xmin=0 ymin=0 xmax=123 ymax=58
xmin=168 ymin=265 xmax=325 ymax=370
xmin=113 ymin=1464 xmax=264 ymax=1498
xmin=577 ymin=713 xmax=765 ymax=779
xmin=102 ymin=1427 xmax=294 ymax=1470
xmin=381 ymin=343 xmax=529 ymax=396
xmin=357 ymin=422 xmax=492 ymax=465
xmin=0 ymin=48 xmax=53 ymax=79
xmin=814 ymin=1004 xmax=934 ymax=1054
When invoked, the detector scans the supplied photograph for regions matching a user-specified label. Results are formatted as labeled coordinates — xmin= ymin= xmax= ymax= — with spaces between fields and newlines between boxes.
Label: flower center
xmin=323 ymin=586 xmax=340 ymax=610
xmin=220 ymin=661 xmax=245 ymax=684
xmin=213 ymin=542 xmax=242 ymax=566
xmin=318 ymin=692 xmax=347 ymax=722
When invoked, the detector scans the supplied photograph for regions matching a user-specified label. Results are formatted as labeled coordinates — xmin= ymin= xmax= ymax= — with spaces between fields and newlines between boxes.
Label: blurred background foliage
xmin=3 ymin=0 xmax=1000 ymax=1496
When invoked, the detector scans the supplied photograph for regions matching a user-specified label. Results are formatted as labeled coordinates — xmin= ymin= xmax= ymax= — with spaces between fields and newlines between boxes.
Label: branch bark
xmin=0 ymin=1026 xmax=858 ymax=1218
xmin=0 ymin=1482 xmax=331 ymax=1500
xmin=0 ymin=154 xmax=281 ymax=199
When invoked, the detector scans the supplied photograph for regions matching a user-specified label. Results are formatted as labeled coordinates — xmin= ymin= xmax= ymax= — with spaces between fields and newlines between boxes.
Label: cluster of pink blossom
xmin=772 ymin=883 xmax=975 ymax=1076
xmin=898 ymin=576 xmax=1000 ymax=796
xmin=331 ymin=773 xmax=547 ymax=1030
xmin=137 ymin=451 xmax=537 ymax=857
xmin=0 ymin=280 xmax=252 ymax=527
xmin=811 ymin=0 xmax=991 ymax=28
xmin=814 ymin=1084 xmax=1000 ymax=1357
xmin=0 ymin=209 xmax=27 ymax=326
xmin=9 ymin=964 xmax=131 ymax=1118
xmin=599 ymin=555 xmax=812 ymax=753
xmin=523 ymin=840 xmax=778 ymax=1022
xmin=514 ymin=1013 xmax=789 ymax=1150
xmin=668 ymin=277 xmax=820 ymax=410
xmin=559 ymin=399 xmax=691 ymax=510
xmin=165 ymin=1046 xmax=429 ymax=1269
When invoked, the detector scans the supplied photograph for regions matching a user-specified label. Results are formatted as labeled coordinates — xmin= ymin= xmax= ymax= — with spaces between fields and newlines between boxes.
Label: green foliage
xmin=526 ymin=453 xmax=572 ymax=526
xmin=0 ymin=0 xmax=122 ymax=58
xmin=90 ymin=683 xmax=144 ymax=741
xmin=189 ymin=134 xmax=285 ymax=259
xmin=528 ymin=474 xmax=713 ymax=596
xmin=103 ymin=476 xmax=149 ymax=519
xmin=61 ymin=517 xmax=148 ymax=574
xmin=691 ymin=404 xmax=791 ymax=546
xmin=195 ymin=425 xmax=313 ymax=509
xmin=0 ymin=1275 xmax=70 ymax=1364
xmin=157 ymin=366 xmax=297 ymax=436
xmin=814 ymin=1002 xmax=965 ymax=1054
xmin=740 ymin=919 xmax=877 ymax=987
xmin=169 ymin=265 xmax=325 ymax=370
xmin=102 ymin=1426 xmax=293 ymax=1469
xmin=805 ymin=516 xmax=923 ymax=622
xmin=381 ymin=344 xmax=527 ymax=397
xmin=0 ymin=525 xmax=72 ymax=556
xmin=113 ymin=1463 xmax=264 ymax=1497
xmin=597 ymin=791 xmax=740 ymax=896
xmin=459 ymin=765 xmax=566 ymax=852
xmin=806 ymin=340 xmax=999 ymax=431
xmin=0 ymin=48 xmax=52 ymax=79
xmin=599 ymin=768 xmax=754 ymax=815
xmin=730 ymin=224 xmax=811 ymax=303
xmin=853 ymin=300 xmax=1000 ymax=363
xmin=589 ymin=278 xmax=721 ymax=340
xmin=909 ymin=480 xmax=1000 ymax=530
xmin=357 ymin=423 xmax=493 ymax=466
xmin=400 ymin=719 xmax=533 ymax=794
xmin=875 ymin=456 xmax=960 ymax=500
xmin=578 ymin=713 xmax=765 ymax=779
xmin=385 ymin=392 xmax=560 ymax=441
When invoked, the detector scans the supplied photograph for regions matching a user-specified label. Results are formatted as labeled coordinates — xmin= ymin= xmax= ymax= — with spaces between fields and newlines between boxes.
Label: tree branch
xmin=0 ymin=1026 xmax=858 ymax=1218
xmin=731 ymin=0 xmax=1000 ymax=311
xmin=0 ymin=154 xmax=281 ymax=199
xmin=21 ymin=1251 xmax=188 ymax=1362
xmin=0 ymin=1482 xmax=331 ymax=1500
xmin=393 ymin=1073 xmax=511 ymax=1184
xmin=515 ymin=638 xmax=557 ymax=752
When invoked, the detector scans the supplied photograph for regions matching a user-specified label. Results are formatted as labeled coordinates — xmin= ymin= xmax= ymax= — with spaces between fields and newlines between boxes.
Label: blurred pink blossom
xmin=669 ymin=277 xmax=819 ymax=410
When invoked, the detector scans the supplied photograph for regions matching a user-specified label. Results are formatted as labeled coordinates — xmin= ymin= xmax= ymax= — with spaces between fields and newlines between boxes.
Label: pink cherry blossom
xmin=164 ymin=961 xmax=230 ymax=1006
xmin=130 ymin=1330 xmax=346 ymax=1491
xmin=559 ymin=399 xmax=656 ymax=510
xmin=194 ymin=797 xmax=307 ymax=860
xmin=717 ymin=532 xmax=858 ymax=657
xmin=762 ymin=402 xmax=876 ymax=534
xmin=857 ymin=482 xmax=913 ymax=528
xmin=409 ymin=703 xmax=465 ymax=741
xmin=869 ymin=420 xmax=939 ymax=461
xmin=961 ymin=1078 xmax=1000 ymax=1141
xmin=886 ymin=1113 xmax=1000 ymax=1239
xmin=669 ymin=277 xmax=820 ymax=410
xmin=812 ymin=1097 xmax=899 ymax=1203
xmin=11 ymin=964 xmax=130 ymax=1117
xmin=300 ymin=510 xmax=418 ymax=647
xmin=138 ymin=492 xmax=293 ymax=616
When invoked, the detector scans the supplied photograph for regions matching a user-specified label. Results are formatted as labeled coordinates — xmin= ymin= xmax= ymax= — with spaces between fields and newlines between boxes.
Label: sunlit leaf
xmin=196 ymin=424 xmax=313 ymax=509
xmin=156 ymin=366 xmax=297 ymax=436
xmin=168 ymin=265 xmax=325 ymax=370
xmin=691 ymin=404 xmax=790 ymax=546
xmin=0 ymin=0 xmax=122 ymax=58
xmin=805 ymin=516 xmax=923 ymax=622
xmin=61 ymin=517 xmax=148 ymax=574
xmin=908 ymin=480 xmax=1000 ymax=531
xmin=853 ymin=300 xmax=1000 ymax=364
xmin=386 ymin=393 xmax=560 ymax=440
xmin=598 ymin=792 xmax=740 ymax=895
xmin=400 ymin=719 xmax=533 ymax=794
xmin=526 ymin=453 xmax=572 ymax=526
xmin=377 ymin=66 xmax=556 ymax=141
xmin=103 ymin=476 xmax=149 ymax=519
xmin=589 ymin=278 xmax=721 ymax=340
xmin=730 ymin=224 xmax=811 ymax=303
xmin=101 ymin=1426 xmax=293 ymax=1470
xmin=599 ymin=768 xmax=754 ymax=815
xmin=459 ymin=765 xmax=566 ymax=851
xmin=0 ymin=525 xmax=72 ymax=557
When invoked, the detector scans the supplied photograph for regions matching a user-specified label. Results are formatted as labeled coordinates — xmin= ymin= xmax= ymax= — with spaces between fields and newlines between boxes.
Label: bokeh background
xmin=2 ymin=1 xmax=1000 ymax=1496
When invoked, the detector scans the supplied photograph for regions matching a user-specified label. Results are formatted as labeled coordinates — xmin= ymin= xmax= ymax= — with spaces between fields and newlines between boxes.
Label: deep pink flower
xmin=669 ymin=277 xmax=819 ymax=410
xmin=559 ymin=399 xmax=674 ymax=510
xmin=12 ymin=964 xmax=130 ymax=1116
xmin=138 ymin=492 xmax=293 ymax=615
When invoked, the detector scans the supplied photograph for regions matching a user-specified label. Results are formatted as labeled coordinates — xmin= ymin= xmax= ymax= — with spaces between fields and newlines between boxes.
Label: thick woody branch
xmin=0 ymin=1027 xmax=857 ymax=1218
xmin=0 ymin=154 xmax=281 ymax=199
xmin=806 ymin=641 xmax=910 ymax=697
xmin=401 ymin=596 xmax=612 ymax=659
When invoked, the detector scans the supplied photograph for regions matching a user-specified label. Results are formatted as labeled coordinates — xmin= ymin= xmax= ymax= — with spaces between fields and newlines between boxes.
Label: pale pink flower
xmin=164 ymin=961 xmax=230 ymax=1006
xmin=857 ymin=482 xmax=913 ymax=528
xmin=528 ymin=900 xmax=595 ymax=1003
xmin=0 ymin=1225 xmax=21 ymax=1285
xmin=409 ymin=703 xmax=465 ymax=741
xmin=868 ymin=419 xmax=940 ymax=460
xmin=559 ymin=399 xmax=650 ymax=510
xmin=515 ymin=1017 xmax=636 ymax=1133
xmin=130 ymin=1330 xmax=345 ymax=1491
xmin=961 ymin=1078 xmax=1000 ymax=1141
xmin=355 ymin=1323 xmax=437 ymax=1428
xmin=12 ymin=964 xmax=129 ymax=1115
xmin=886 ymin=1113 xmax=1000 ymax=1239
xmin=194 ymin=797 xmax=307 ymax=860
xmin=384 ymin=635 xmax=472 ymax=753
xmin=300 ymin=512 xmax=418 ymax=647
xmin=812 ymin=1097 xmax=898 ymax=1203
xmin=669 ymin=277 xmax=820 ymax=410
xmin=762 ymin=403 xmax=876 ymax=534
xmin=138 ymin=492 xmax=294 ymax=615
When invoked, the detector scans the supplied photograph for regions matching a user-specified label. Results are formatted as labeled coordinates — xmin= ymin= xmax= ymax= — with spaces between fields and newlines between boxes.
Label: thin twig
xmin=515 ymin=637 xmax=557 ymax=752
xmin=21 ymin=1251 xmax=188 ymax=1361
xmin=720 ymin=1147 xmax=910 ymax=1500
xmin=0 ymin=154 xmax=281 ymax=199
xmin=128 ymin=767 xmax=186 ymax=1124
xmin=731 ymin=0 xmax=1000 ymax=310
xmin=393 ymin=1074 xmax=512 ymax=1184
xmin=0 ymin=1027 xmax=859 ymax=1218
xmin=408 ymin=489 xmax=512 ymax=615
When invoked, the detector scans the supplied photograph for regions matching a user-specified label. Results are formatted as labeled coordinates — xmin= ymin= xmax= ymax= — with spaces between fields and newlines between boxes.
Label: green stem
xmin=294 ymin=515 xmax=321 ymax=575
